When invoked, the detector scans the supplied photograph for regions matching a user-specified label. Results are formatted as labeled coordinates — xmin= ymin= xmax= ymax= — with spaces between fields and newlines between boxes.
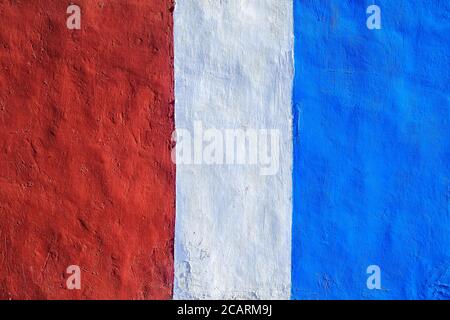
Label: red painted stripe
xmin=0 ymin=0 xmax=175 ymax=299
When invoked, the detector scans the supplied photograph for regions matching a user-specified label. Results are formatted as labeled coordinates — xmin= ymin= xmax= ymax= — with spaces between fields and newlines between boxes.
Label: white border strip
xmin=174 ymin=0 xmax=293 ymax=299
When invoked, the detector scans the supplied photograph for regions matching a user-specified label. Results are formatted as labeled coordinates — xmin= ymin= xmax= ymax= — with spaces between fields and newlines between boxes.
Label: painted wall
xmin=292 ymin=0 xmax=450 ymax=299
xmin=0 ymin=0 xmax=448 ymax=300
xmin=174 ymin=0 xmax=293 ymax=299
xmin=0 ymin=0 xmax=175 ymax=299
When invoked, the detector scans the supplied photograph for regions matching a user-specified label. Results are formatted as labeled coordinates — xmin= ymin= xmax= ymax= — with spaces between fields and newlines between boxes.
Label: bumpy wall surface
xmin=173 ymin=0 xmax=293 ymax=299
xmin=292 ymin=0 xmax=450 ymax=299
xmin=0 ymin=0 xmax=175 ymax=299
xmin=0 ymin=0 xmax=448 ymax=300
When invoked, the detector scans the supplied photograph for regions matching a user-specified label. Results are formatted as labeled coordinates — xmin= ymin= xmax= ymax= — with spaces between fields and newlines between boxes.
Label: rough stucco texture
xmin=173 ymin=0 xmax=293 ymax=299
xmin=0 ymin=0 xmax=175 ymax=299
xmin=292 ymin=0 xmax=450 ymax=299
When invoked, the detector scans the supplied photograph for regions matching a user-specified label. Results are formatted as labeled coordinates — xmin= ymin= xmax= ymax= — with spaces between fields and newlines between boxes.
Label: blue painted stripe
xmin=292 ymin=0 xmax=450 ymax=299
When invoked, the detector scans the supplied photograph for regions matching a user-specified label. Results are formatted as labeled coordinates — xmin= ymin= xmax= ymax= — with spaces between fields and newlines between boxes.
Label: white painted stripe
xmin=174 ymin=0 xmax=293 ymax=299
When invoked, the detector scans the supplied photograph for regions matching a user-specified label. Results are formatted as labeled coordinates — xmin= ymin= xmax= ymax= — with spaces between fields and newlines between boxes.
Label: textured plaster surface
xmin=0 ymin=0 xmax=175 ymax=299
xmin=292 ymin=0 xmax=450 ymax=299
xmin=174 ymin=0 xmax=294 ymax=299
